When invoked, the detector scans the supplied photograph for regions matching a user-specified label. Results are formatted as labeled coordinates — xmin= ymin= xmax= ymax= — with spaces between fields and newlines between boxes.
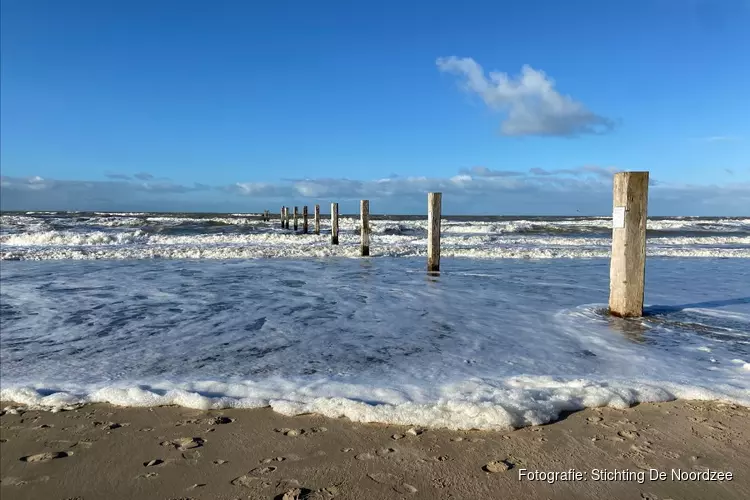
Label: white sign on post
xmin=613 ymin=206 xmax=626 ymax=229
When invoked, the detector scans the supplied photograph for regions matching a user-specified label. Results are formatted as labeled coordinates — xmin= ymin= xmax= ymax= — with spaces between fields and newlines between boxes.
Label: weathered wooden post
xmin=314 ymin=204 xmax=321 ymax=234
xmin=360 ymin=200 xmax=370 ymax=256
xmin=609 ymin=171 xmax=649 ymax=318
xmin=331 ymin=202 xmax=339 ymax=245
xmin=427 ymin=192 xmax=442 ymax=273
xmin=303 ymin=206 xmax=309 ymax=234
xmin=284 ymin=207 xmax=290 ymax=229
xmin=293 ymin=206 xmax=299 ymax=231
xmin=280 ymin=207 xmax=284 ymax=228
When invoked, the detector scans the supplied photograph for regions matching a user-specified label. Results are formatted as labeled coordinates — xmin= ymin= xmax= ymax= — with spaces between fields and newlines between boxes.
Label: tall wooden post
xmin=284 ymin=207 xmax=289 ymax=229
xmin=427 ymin=192 xmax=442 ymax=273
xmin=314 ymin=204 xmax=321 ymax=234
xmin=303 ymin=206 xmax=309 ymax=234
xmin=609 ymin=171 xmax=649 ymax=318
xmin=360 ymin=200 xmax=370 ymax=256
xmin=293 ymin=206 xmax=299 ymax=231
xmin=280 ymin=207 xmax=285 ymax=228
xmin=331 ymin=202 xmax=339 ymax=245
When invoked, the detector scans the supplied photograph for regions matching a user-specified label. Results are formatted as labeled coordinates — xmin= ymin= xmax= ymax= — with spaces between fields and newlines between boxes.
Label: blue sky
xmin=1 ymin=0 xmax=749 ymax=214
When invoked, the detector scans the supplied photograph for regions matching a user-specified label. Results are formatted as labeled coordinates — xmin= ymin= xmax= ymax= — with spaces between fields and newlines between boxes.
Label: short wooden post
xmin=303 ymin=206 xmax=309 ymax=234
xmin=609 ymin=171 xmax=649 ymax=318
xmin=293 ymin=206 xmax=299 ymax=231
xmin=331 ymin=202 xmax=339 ymax=245
xmin=280 ymin=207 xmax=285 ymax=228
xmin=314 ymin=204 xmax=320 ymax=234
xmin=427 ymin=192 xmax=442 ymax=273
xmin=360 ymin=200 xmax=370 ymax=256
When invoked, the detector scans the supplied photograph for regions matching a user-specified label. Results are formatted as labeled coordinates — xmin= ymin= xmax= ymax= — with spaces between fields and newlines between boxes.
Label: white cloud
xmin=436 ymin=57 xmax=614 ymax=137
xmin=1 ymin=169 xmax=748 ymax=216
xmin=530 ymin=165 xmax=617 ymax=179
xmin=697 ymin=135 xmax=742 ymax=143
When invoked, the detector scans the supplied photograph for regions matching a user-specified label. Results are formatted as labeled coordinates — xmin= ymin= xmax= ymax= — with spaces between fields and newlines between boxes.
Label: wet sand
xmin=1 ymin=400 xmax=748 ymax=500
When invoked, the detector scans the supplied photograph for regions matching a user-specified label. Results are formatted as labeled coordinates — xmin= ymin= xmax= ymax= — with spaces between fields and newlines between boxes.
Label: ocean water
xmin=0 ymin=212 xmax=749 ymax=430
xmin=2 ymin=212 xmax=750 ymax=260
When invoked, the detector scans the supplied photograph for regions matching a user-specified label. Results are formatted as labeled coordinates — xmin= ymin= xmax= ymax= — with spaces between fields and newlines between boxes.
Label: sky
xmin=1 ymin=0 xmax=749 ymax=215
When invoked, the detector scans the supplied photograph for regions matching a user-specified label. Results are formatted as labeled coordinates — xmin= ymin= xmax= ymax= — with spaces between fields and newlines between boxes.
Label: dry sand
xmin=1 ymin=400 xmax=748 ymax=500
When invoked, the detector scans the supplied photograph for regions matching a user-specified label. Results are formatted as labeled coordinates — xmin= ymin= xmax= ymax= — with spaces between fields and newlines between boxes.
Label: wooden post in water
xmin=293 ymin=206 xmax=299 ymax=231
xmin=284 ymin=207 xmax=289 ymax=229
xmin=314 ymin=204 xmax=321 ymax=234
xmin=609 ymin=171 xmax=649 ymax=318
xmin=331 ymin=202 xmax=339 ymax=245
xmin=280 ymin=207 xmax=285 ymax=228
xmin=427 ymin=192 xmax=442 ymax=273
xmin=360 ymin=200 xmax=370 ymax=256
xmin=303 ymin=206 xmax=309 ymax=234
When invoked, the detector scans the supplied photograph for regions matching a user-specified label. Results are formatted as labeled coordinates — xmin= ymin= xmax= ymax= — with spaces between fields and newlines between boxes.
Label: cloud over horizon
xmin=1 ymin=169 xmax=748 ymax=216
xmin=437 ymin=57 xmax=615 ymax=137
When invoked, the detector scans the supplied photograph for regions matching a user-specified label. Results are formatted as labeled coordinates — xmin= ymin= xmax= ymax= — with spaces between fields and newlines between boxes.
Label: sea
xmin=0 ymin=211 xmax=748 ymax=430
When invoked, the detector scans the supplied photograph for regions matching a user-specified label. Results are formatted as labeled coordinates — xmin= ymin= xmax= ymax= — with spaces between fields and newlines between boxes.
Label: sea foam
xmin=1 ymin=257 xmax=748 ymax=429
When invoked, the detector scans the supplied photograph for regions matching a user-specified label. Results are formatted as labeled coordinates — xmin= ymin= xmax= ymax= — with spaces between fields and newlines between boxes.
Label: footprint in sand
xmin=367 ymin=473 xmax=417 ymax=494
xmin=341 ymin=448 xmax=353 ymax=453
xmin=618 ymin=430 xmax=640 ymax=440
xmin=275 ymin=428 xmax=305 ymax=437
xmin=376 ymin=447 xmax=397 ymax=457
xmin=161 ymin=437 xmax=205 ymax=451
xmin=231 ymin=474 xmax=261 ymax=488
xmin=143 ymin=459 xmax=164 ymax=467
xmin=207 ymin=416 xmax=234 ymax=425
xmin=137 ymin=472 xmax=159 ymax=479
xmin=483 ymin=460 xmax=513 ymax=472
xmin=93 ymin=421 xmax=127 ymax=430
xmin=261 ymin=457 xmax=287 ymax=463
xmin=280 ymin=488 xmax=311 ymax=500
xmin=250 ymin=466 xmax=277 ymax=474
xmin=20 ymin=451 xmax=73 ymax=463
xmin=182 ymin=450 xmax=201 ymax=460
xmin=213 ymin=459 xmax=228 ymax=465
xmin=631 ymin=444 xmax=654 ymax=455
xmin=355 ymin=452 xmax=374 ymax=460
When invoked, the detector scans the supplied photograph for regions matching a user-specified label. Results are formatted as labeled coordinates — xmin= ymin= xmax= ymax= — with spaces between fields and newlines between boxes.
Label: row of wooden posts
xmin=268 ymin=171 xmax=649 ymax=319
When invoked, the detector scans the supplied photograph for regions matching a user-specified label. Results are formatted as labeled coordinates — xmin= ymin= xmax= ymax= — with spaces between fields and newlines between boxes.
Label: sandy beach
xmin=1 ymin=400 xmax=748 ymax=500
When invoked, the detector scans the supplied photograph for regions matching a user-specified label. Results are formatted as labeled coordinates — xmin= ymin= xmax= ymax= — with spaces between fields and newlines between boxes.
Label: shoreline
xmin=2 ymin=399 xmax=748 ymax=499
